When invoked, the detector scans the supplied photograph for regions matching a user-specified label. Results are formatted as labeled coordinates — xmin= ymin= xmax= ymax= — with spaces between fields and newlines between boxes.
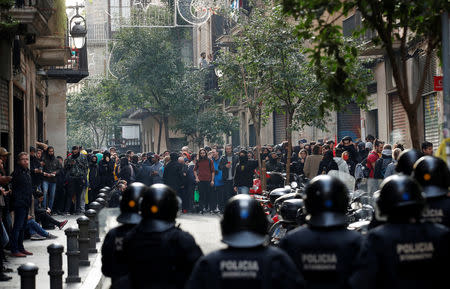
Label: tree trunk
xmin=256 ymin=112 xmax=267 ymax=191
xmin=285 ymin=112 xmax=293 ymax=185
xmin=250 ymin=106 xmax=266 ymax=191
xmin=407 ymin=109 xmax=421 ymax=150
xmin=157 ymin=118 xmax=163 ymax=154
xmin=162 ymin=115 xmax=170 ymax=152
xmin=254 ymin=114 xmax=265 ymax=191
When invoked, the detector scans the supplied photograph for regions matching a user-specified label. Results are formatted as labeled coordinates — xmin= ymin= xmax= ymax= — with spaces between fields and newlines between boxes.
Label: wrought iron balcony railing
xmin=46 ymin=28 xmax=89 ymax=83
xmin=14 ymin=0 xmax=55 ymax=22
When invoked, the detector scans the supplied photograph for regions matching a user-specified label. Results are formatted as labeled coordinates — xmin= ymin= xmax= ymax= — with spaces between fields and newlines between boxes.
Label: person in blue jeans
xmin=26 ymin=217 xmax=57 ymax=240
xmin=10 ymin=152 xmax=33 ymax=257
xmin=40 ymin=145 xmax=61 ymax=210
xmin=212 ymin=149 xmax=224 ymax=212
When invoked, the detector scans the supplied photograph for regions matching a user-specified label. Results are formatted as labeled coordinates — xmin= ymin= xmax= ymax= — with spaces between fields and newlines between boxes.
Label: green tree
xmin=282 ymin=0 xmax=450 ymax=149
xmin=67 ymin=79 xmax=124 ymax=149
xmin=218 ymin=3 xmax=370 ymax=184
xmin=170 ymin=69 xmax=238 ymax=149
xmin=216 ymin=21 xmax=271 ymax=188
xmin=110 ymin=27 xmax=187 ymax=153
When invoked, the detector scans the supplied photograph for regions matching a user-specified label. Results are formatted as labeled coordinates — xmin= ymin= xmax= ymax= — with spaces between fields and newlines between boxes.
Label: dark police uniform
xmin=101 ymin=182 xmax=144 ymax=285
xmin=114 ymin=183 xmax=203 ymax=289
xmin=186 ymin=193 xmax=305 ymax=289
xmin=186 ymin=246 xmax=304 ymax=289
xmin=350 ymin=223 xmax=450 ymax=289
xmin=351 ymin=174 xmax=450 ymax=289
xmin=422 ymin=197 xmax=450 ymax=227
xmin=279 ymin=226 xmax=362 ymax=289
xmin=101 ymin=224 xmax=135 ymax=284
xmin=121 ymin=221 xmax=203 ymax=289
xmin=413 ymin=156 xmax=450 ymax=228
xmin=279 ymin=174 xmax=362 ymax=289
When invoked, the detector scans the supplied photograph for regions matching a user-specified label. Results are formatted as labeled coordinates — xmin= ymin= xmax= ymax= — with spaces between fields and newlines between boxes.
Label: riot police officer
xmin=101 ymin=182 xmax=144 ymax=284
xmin=350 ymin=175 xmax=450 ymax=289
xmin=186 ymin=194 xmax=305 ymax=289
xmin=395 ymin=149 xmax=423 ymax=175
xmin=279 ymin=175 xmax=363 ymax=289
xmin=413 ymin=156 xmax=450 ymax=227
xmin=118 ymin=183 xmax=203 ymax=289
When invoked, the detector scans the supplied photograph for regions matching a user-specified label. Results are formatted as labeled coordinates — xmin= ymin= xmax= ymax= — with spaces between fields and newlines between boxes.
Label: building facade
xmin=0 ymin=0 xmax=88 ymax=171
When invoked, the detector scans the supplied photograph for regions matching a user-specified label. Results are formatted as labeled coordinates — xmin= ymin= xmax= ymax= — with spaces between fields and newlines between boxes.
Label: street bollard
xmin=97 ymin=192 xmax=107 ymax=200
xmin=90 ymin=201 xmax=102 ymax=242
xmin=18 ymin=263 xmax=39 ymax=289
xmin=85 ymin=209 xmax=98 ymax=253
xmin=95 ymin=197 xmax=107 ymax=208
xmin=76 ymin=216 xmax=90 ymax=266
xmin=47 ymin=243 xmax=64 ymax=289
xmin=65 ymin=227 xmax=81 ymax=283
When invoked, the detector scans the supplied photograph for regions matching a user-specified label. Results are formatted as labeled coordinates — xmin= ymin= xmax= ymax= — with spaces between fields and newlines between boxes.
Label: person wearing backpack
xmin=383 ymin=148 xmax=402 ymax=178
xmin=374 ymin=144 xmax=393 ymax=179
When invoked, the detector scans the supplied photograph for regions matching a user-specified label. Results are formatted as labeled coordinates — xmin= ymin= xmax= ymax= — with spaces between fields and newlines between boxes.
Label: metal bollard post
xmin=65 ymin=227 xmax=81 ymax=283
xmin=18 ymin=263 xmax=39 ymax=289
xmin=76 ymin=216 xmax=90 ymax=266
xmin=89 ymin=202 xmax=102 ymax=242
xmin=47 ymin=243 xmax=64 ymax=289
xmin=97 ymin=192 xmax=107 ymax=200
xmin=95 ymin=197 xmax=107 ymax=208
xmin=85 ymin=209 xmax=98 ymax=253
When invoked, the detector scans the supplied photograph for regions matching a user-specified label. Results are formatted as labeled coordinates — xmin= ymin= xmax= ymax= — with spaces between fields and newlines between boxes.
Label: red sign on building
xmin=434 ymin=76 xmax=443 ymax=91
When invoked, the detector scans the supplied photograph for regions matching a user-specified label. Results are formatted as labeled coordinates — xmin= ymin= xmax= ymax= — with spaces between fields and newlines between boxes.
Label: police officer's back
xmin=101 ymin=182 xmax=144 ymax=284
xmin=413 ymin=156 xmax=450 ymax=227
xmin=350 ymin=175 xmax=450 ymax=289
xmin=186 ymin=195 xmax=304 ymax=289
xmin=121 ymin=183 xmax=203 ymax=289
xmin=279 ymin=175 xmax=363 ymax=289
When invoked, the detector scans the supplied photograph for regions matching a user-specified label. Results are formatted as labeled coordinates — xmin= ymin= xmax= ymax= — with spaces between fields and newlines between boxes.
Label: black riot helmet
xmin=395 ymin=149 xmax=423 ymax=175
xmin=304 ymin=175 xmax=349 ymax=228
xmin=140 ymin=183 xmax=179 ymax=222
xmin=221 ymin=195 xmax=269 ymax=248
xmin=117 ymin=182 xmax=145 ymax=225
xmin=377 ymin=175 xmax=425 ymax=219
xmin=413 ymin=156 xmax=450 ymax=198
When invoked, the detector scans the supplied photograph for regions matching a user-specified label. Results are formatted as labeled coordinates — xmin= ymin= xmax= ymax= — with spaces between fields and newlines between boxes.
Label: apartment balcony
xmin=47 ymin=45 xmax=89 ymax=83
xmin=9 ymin=0 xmax=54 ymax=36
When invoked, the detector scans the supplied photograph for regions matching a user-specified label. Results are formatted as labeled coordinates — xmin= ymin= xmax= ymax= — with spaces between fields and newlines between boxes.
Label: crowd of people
xmin=0 ymin=134 xmax=443 ymax=282
xmin=100 ymin=149 xmax=450 ymax=289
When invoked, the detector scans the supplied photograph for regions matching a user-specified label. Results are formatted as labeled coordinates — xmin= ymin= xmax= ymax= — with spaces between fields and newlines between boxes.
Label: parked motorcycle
xmin=268 ymin=198 xmax=305 ymax=245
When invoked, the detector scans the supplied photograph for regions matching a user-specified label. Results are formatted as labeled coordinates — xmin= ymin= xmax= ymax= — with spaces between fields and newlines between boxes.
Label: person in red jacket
xmin=194 ymin=148 xmax=215 ymax=213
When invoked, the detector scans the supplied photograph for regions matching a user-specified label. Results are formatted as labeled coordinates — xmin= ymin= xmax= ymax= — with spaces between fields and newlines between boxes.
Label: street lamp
xmin=71 ymin=21 xmax=86 ymax=49
xmin=68 ymin=3 xmax=86 ymax=49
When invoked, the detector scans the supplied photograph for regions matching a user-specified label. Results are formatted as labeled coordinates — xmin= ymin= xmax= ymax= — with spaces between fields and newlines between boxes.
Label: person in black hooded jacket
xmin=163 ymin=153 xmax=184 ymax=193
xmin=119 ymin=157 xmax=134 ymax=185
xmin=318 ymin=149 xmax=337 ymax=175
xmin=87 ymin=155 xmax=100 ymax=203
xmin=98 ymin=150 xmax=115 ymax=188
xmin=233 ymin=150 xmax=258 ymax=194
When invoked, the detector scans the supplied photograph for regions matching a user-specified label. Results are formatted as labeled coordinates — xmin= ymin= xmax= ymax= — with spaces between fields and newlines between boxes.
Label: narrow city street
xmin=1 ymin=0 xmax=450 ymax=288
